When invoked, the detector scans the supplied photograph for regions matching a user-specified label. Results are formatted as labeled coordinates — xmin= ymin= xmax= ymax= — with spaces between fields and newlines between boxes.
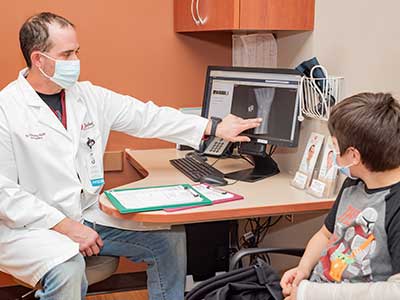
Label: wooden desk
xmin=99 ymin=149 xmax=334 ymax=224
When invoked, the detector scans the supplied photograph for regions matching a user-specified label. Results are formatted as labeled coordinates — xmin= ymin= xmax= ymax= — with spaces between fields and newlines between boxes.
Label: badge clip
xmin=86 ymin=137 xmax=95 ymax=149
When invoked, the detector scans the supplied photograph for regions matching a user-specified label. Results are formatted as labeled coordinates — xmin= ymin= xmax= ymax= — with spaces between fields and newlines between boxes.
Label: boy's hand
xmin=281 ymin=267 xmax=309 ymax=297
xmin=284 ymin=284 xmax=298 ymax=300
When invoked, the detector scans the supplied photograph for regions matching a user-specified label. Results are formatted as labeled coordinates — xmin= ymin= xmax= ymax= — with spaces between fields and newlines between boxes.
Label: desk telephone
xmin=202 ymin=116 xmax=231 ymax=157
xmin=202 ymin=137 xmax=231 ymax=156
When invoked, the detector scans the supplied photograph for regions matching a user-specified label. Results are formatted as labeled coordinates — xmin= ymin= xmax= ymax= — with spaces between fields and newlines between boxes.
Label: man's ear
xmin=30 ymin=51 xmax=42 ymax=68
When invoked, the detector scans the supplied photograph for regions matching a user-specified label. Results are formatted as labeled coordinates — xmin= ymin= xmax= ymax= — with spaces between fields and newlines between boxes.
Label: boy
xmin=281 ymin=92 xmax=400 ymax=300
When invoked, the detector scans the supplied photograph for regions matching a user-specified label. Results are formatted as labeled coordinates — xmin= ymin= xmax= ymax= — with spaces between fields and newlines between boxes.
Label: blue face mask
xmin=333 ymin=151 xmax=357 ymax=179
xmin=39 ymin=53 xmax=80 ymax=89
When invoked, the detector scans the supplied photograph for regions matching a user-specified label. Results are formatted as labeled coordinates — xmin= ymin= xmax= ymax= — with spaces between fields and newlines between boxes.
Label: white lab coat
xmin=0 ymin=69 xmax=208 ymax=286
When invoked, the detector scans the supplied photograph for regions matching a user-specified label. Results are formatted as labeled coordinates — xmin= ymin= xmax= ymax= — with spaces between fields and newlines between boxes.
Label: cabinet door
xmin=239 ymin=0 xmax=315 ymax=30
xmin=174 ymin=0 xmax=240 ymax=32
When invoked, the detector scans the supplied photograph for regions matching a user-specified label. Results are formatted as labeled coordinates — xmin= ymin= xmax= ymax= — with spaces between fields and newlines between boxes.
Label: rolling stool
xmin=14 ymin=256 xmax=120 ymax=299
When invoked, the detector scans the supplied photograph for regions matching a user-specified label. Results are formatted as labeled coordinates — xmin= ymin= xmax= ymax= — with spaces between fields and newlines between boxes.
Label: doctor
xmin=0 ymin=12 xmax=261 ymax=300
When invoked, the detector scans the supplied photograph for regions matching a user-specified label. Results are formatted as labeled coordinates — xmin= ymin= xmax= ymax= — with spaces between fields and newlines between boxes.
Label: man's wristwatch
xmin=210 ymin=116 xmax=222 ymax=137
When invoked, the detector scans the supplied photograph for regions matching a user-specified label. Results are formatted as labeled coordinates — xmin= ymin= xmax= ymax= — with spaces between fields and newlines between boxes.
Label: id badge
xmin=86 ymin=138 xmax=104 ymax=187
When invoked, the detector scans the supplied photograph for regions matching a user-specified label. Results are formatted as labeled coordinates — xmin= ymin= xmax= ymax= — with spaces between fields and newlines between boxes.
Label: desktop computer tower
xmin=186 ymin=221 xmax=231 ymax=281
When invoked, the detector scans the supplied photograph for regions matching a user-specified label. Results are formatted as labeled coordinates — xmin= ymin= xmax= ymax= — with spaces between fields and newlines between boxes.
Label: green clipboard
xmin=104 ymin=183 xmax=212 ymax=214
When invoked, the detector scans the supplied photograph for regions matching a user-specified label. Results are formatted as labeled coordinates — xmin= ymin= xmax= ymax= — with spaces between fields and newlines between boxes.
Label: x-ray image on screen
xmin=230 ymin=85 xmax=274 ymax=135
xmin=230 ymin=84 xmax=298 ymax=141
xmin=253 ymin=87 xmax=275 ymax=134
xmin=230 ymin=85 xmax=258 ymax=119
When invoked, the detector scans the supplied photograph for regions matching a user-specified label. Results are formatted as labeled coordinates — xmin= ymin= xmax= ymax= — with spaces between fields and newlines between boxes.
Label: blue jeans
xmin=37 ymin=222 xmax=186 ymax=300
xmin=35 ymin=254 xmax=88 ymax=300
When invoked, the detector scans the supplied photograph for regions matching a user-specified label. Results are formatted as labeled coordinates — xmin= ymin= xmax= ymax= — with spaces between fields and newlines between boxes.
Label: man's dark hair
xmin=328 ymin=92 xmax=400 ymax=172
xmin=19 ymin=12 xmax=74 ymax=68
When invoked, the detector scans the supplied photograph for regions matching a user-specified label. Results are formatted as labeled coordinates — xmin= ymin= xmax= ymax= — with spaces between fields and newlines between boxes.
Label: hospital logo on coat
xmin=81 ymin=121 xmax=95 ymax=130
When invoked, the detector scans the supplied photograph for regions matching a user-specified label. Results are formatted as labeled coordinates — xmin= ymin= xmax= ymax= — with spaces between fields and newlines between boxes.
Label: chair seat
xmin=14 ymin=255 xmax=120 ymax=289
xmin=85 ymin=256 xmax=119 ymax=285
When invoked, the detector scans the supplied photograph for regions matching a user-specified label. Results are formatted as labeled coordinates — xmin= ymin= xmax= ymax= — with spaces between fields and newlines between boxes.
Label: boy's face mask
xmin=333 ymin=150 xmax=358 ymax=180
xmin=38 ymin=52 xmax=80 ymax=89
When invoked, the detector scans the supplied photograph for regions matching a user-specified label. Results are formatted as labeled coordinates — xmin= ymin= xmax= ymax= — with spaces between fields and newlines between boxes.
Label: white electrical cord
xmin=297 ymin=78 xmax=305 ymax=122
xmin=310 ymin=65 xmax=329 ymax=117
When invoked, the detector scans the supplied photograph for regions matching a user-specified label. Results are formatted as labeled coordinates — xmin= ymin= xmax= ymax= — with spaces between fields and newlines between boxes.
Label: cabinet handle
xmin=191 ymin=0 xmax=201 ymax=25
xmin=196 ymin=0 xmax=208 ymax=25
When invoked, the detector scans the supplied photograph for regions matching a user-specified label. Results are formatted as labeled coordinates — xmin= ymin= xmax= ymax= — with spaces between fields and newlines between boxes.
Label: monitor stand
xmin=224 ymin=154 xmax=280 ymax=183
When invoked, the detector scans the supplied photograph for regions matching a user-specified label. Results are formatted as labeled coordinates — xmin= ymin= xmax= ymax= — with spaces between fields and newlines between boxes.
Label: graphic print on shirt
xmin=320 ymin=206 xmax=377 ymax=282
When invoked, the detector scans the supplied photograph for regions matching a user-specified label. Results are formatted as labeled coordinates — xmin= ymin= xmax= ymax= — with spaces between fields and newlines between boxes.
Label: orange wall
xmin=0 ymin=0 xmax=232 ymax=149
xmin=0 ymin=0 xmax=231 ymax=286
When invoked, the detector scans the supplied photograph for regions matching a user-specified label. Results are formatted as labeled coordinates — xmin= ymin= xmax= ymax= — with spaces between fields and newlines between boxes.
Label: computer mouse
xmin=199 ymin=175 xmax=228 ymax=186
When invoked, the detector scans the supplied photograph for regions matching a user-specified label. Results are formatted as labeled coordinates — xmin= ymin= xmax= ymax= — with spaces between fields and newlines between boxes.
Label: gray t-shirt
xmin=310 ymin=178 xmax=400 ymax=283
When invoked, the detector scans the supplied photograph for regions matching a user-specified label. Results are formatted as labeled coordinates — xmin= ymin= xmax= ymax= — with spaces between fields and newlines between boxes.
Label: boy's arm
xmin=386 ymin=189 xmax=400 ymax=275
xmin=281 ymin=180 xmax=351 ymax=298
xmin=281 ymin=225 xmax=332 ymax=296
xmin=297 ymin=225 xmax=332 ymax=276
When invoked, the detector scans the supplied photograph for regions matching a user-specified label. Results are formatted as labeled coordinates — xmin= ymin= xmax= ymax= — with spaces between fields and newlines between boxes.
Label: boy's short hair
xmin=328 ymin=92 xmax=400 ymax=172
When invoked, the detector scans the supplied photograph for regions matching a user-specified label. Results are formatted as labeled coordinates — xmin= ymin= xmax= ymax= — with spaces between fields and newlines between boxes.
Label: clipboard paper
xmin=164 ymin=183 xmax=244 ymax=212
xmin=104 ymin=184 xmax=212 ymax=214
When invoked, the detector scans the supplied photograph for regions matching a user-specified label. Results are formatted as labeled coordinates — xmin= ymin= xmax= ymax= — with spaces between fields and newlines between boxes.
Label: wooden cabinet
xmin=174 ymin=0 xmax=239 ymax=32
xmin=174 ymin=0 xmax=315 ymax=32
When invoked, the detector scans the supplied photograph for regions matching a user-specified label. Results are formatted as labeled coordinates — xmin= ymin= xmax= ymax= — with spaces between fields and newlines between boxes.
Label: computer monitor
xmin=201 ymin=66 xmax=302 ymax=182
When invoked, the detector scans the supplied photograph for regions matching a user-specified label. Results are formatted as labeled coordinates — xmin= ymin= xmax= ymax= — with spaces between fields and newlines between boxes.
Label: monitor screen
xmin=202 ymin=66 xmax=301 ymax=147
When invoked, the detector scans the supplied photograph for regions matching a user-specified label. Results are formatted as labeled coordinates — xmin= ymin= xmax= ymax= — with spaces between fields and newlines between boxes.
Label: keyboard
xmin=169 ymin=154 xmax=225 ymax=182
